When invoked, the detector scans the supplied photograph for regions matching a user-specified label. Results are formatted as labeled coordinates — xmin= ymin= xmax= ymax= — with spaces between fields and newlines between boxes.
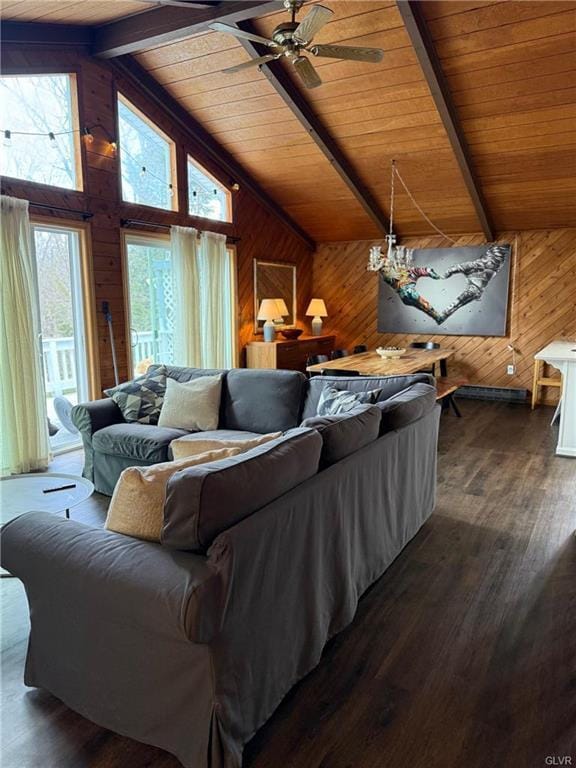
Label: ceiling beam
xmin=93 ymin=1 xmax=283 ymax=59
xmin=112 ymin=56 xmax=315 ymax=249
xmin=234 ymin=23 xmax=390 ymax=237
xmin=0 ymin=22 xmax=93 ymax=47
xmin=397 ymin=0 xmax=494 ymax=241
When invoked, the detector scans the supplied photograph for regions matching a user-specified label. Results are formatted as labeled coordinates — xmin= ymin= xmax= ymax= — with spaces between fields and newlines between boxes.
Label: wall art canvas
xmin=371 ymin=243 xmax=512 ymax=336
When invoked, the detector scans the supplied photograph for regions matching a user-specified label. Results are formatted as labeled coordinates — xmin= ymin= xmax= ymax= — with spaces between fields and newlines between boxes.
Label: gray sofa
xmin=1 ymin=369 xmax=439 ymax=768
xmin=71 ymin=366 xmax=309 ymax=495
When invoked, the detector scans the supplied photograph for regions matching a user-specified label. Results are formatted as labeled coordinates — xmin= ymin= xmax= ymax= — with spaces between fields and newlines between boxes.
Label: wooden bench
xmin=435 ymin=377 xmax=468 ymax=417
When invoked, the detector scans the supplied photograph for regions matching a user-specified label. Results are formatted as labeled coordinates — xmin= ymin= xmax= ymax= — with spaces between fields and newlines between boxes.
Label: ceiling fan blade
xmin=293 ymin=56 xmax=322 ymax=89
xmin=222 ymin=55 xmax=278 ymax=74
xmin=293 ymin=5 xmax=334 ymax=44
xmin=210 ymin=22 xmax=277 ymax=47
xmin=309 ymin=44 xmax=384 ymax=63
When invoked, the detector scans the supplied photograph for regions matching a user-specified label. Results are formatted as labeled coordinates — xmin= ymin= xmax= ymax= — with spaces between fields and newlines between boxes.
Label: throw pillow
xmin=104 ymin=367 xmax=167 ymax=425
xmin=158 ymin=374 xmax=223 ymax=432
xmin=104 ymin=446 xmax=244 ymax=542
xmin=170 ymin=431 xmax=282 ymax=460
xmin=301 ymin=404 xmax=381 ymax=468
xmin=317 ymin=385 xmax=382 ymax=416
xmin=376 ymin=382 xmax=437 ymax=435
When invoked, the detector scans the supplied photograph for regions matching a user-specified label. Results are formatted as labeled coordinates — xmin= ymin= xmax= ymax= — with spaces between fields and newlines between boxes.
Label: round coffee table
xmin=0 ymin=472 xmax=94 ymax=525
xmin=1 ymin=473 xmax=94 ymax=578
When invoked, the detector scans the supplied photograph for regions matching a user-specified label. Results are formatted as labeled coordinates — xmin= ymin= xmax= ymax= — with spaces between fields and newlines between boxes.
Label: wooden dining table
xmin=306 ymin=348 xmax=455 ymax=377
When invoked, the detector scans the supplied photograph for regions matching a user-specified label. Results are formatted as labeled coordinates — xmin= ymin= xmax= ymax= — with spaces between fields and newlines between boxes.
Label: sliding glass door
xmin=125 ymin=235 xmax=175 ymax=376
xmin=32 ymin=224 xmax=90 ymax=452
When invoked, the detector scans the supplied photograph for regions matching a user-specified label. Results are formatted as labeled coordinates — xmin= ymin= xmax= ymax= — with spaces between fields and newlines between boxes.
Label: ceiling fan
xmin=210 ymin=0 xmax=384 ymax=89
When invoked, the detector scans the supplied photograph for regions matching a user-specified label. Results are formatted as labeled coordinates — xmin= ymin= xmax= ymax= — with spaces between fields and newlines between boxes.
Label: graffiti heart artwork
xmin=369 ymin=243 xmax=512 ymax=336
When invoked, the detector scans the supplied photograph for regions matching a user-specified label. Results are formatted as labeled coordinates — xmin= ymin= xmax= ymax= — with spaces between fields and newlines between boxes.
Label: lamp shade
xmin=273 ymin=298 xmax=289 ymax=317
xmin=306 ymin=298 xmax=327 ymax=317
xmin=257 ymin=299 xmax=282 ymax=322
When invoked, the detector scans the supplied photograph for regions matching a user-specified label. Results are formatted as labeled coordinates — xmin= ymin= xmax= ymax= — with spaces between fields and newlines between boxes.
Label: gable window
xmin=0 ymin=73 xmax=81 ymax=191
xmin=118 ymin=94 xmax=176 ymax=211
xmin=188 ymin=156 xmax=232 ymax=222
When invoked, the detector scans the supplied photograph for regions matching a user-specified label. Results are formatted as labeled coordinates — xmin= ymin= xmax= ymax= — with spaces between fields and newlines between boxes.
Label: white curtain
xmin=171 ymin=226 xmax=234 ymax=369
xmin=0 ymin=195 xmax=50 ymax=475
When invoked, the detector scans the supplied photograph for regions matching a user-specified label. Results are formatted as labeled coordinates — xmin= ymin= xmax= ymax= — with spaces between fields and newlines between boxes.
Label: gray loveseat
xmin=71 ymin=366 xmax=309 ymax=495
xmin=2 ymin=368 xmax=440 ymax=768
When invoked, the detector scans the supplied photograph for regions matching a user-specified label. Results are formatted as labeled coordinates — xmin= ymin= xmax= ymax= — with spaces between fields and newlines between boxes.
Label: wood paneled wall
xmin=0 ymin=44 xmax=313 ymax=390
xmin=314 ymin=229 xmax=576 ymax=403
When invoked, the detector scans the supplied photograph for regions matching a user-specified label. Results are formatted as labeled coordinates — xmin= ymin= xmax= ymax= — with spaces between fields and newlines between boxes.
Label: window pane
xmin=126 ymin=240 xmax=175 ymax=375
xmin=0 ymin=74 xmax=78 ymax=190
xmin=188 ymin=157 xmax=231 ymax=222
xmin=119 ymin=97 xmax=174 ymax=211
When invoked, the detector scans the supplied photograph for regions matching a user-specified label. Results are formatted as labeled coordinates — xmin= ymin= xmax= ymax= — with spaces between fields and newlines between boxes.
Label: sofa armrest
xmin=71 ymin=399 xmax=125 ymax=482
xmin=0 ymin=512 xmax=224 ymax=644
xmin=72 ymin=398 xmax=124 ymax=437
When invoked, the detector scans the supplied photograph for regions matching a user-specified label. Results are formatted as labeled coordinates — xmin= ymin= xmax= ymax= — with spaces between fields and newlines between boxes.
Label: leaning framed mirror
xmin=253 ymin=260 xmax=297 ymax=334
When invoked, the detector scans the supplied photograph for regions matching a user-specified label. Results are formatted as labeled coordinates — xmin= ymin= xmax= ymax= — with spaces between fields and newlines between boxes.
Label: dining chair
xmin=410 ymin=341 xmax=440 ymax=376
xmin=307 ymin=354 xmax=329 ymax=367
xmin=330 ymin=349 xmax=349 ymax=360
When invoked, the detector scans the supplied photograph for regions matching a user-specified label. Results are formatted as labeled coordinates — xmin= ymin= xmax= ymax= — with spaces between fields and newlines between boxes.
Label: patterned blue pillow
xmin=317 ymin=385 xmax=382 ymax=416
xmin=104 ymin=367 xmax=167 ymax=424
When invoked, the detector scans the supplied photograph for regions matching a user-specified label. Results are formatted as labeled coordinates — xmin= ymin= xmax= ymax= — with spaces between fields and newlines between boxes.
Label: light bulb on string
xmin=3 ymin=130 xmax=11 ymax=148
xmin=48 ymin=131 xmax=58 ymax=151
xmin=83 ymin=127 xmax=94 ymax=144
xmin=140 ymin=166 xmax=147 ymax=178
xmin=168 ymin=184 xmax=174 ymax=198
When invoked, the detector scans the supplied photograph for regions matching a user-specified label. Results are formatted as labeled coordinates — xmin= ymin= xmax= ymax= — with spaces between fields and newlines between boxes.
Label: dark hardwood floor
xmin=2 ymin=401 xmax=575 ymax=768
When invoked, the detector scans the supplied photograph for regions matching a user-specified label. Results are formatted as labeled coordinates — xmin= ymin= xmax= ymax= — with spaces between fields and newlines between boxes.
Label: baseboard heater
xmin=455 ymin=385 xmax=528 ymax=403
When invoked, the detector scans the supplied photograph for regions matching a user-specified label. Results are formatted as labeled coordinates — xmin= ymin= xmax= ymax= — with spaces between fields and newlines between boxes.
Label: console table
xmin=535 ymin=340 xmax=576 ymax=457
xmin=247 ymin=335 xmax=335 ymax=372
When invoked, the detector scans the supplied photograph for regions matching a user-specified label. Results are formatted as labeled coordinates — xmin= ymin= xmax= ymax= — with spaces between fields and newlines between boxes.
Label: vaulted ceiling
xmin=2 ymin=0 xmax=576 ymax=243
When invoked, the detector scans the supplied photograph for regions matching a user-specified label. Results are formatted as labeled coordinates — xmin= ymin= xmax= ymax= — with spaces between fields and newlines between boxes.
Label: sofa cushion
xmin=105 ymin=447 xmax=245 ymax=542
xmin=302 ymin=373 xmax=435 ymax=420
xmin=222 ymin=369 xmax=307 ymax=433
xmin=301 ymin=404 xmax=381 ymax=467
xmin=376 ymin=382 xmax=437 ymax=435
xmin=162 ymin=428 xmax=322 ymax=552
xmin=93 ymin=423 xmax=189 ymax=463
xmin=104 ymin=367 xmax=167 ymax=425
xmin=158 ymin=374 xmax=223 ymax=432
xmin=316 ymin=385 xmax=382 ymax=416
xmin=171 ymin=431 xmax=282 ymax=460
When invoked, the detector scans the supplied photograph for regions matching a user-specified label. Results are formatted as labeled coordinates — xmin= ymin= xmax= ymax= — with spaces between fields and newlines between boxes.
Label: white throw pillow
xmin=170 ymin=431 xmax=282 ymax=460
xmin=105 ymin=446 xmax=244 ymax=541
xmin=158 ymin=375 xmax=222 ymax=431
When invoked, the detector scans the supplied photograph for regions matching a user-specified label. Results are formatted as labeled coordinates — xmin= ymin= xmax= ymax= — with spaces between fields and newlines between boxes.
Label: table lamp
xmin=257 ymin=299 xmax=282 ymax=342
xmin=306 ymin=298 xmax=327 ymax=336
xmin=273 ymin=298 xmax=289 ymax=324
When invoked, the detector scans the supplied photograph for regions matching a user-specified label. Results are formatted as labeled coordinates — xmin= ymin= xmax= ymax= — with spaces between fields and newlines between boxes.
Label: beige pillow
xmin=105 ymin=447 xmax=243 ymax=541
xmin=170 ymin=431 xmax=282 ymax=460
xmin=158 ymin=375 xmax=222 ymax=431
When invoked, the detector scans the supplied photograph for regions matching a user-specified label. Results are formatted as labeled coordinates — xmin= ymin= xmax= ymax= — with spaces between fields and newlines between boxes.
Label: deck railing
xmin=42 ymin=331 xmax=170 ymax=395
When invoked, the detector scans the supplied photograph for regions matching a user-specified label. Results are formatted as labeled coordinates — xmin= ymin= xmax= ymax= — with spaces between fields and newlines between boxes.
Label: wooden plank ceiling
xmin=0 ymin=1 xmax=153 ymax=24
xmin=3 ymin=0 xmax=576 ymax=242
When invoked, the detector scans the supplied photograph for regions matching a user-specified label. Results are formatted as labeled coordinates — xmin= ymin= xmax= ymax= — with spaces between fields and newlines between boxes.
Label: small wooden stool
xmin=531 ymin=359 xmax=562 ymax=409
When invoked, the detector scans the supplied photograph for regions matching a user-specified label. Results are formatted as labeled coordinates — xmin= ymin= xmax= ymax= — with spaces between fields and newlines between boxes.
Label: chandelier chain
xmin=390 ymin=161 xmax=457 ymax=244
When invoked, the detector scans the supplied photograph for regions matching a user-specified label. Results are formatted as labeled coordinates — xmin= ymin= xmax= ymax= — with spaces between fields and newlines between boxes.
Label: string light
xmin=1 ymin=123 xmax=117 ymax=154
xmin=1 ymin=122 xmax=232 ymax=201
